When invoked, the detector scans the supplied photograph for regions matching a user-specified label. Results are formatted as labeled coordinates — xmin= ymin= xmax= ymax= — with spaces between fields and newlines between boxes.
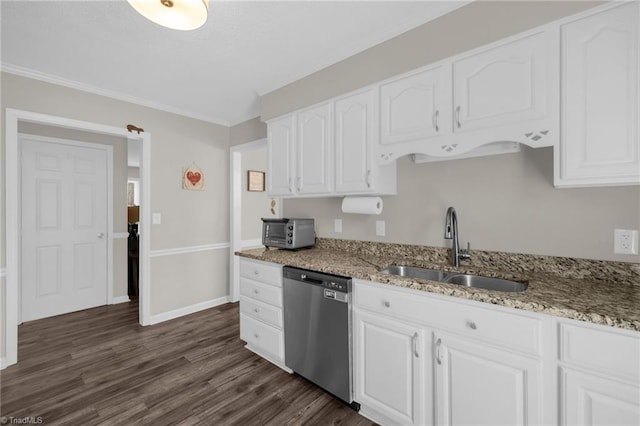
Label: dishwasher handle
xmin=300 ymin=274 xmax=323 ymax=285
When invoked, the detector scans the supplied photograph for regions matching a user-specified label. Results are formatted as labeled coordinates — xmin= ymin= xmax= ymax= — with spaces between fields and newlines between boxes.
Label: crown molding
xmin=1 ymin=63 xmax=232 ymax=127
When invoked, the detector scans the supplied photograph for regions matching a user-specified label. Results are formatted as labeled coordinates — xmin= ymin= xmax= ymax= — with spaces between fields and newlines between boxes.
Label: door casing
xmin=4 ymin=108 xmax=152 ymax=369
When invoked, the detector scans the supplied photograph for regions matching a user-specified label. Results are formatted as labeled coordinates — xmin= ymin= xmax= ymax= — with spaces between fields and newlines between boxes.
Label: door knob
xmin=97 ymin=232 xmax=105 ymax=239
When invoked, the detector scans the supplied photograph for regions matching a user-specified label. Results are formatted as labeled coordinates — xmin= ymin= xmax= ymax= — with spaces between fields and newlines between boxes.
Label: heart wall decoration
xmin=183 ymin=166 xmax=204 ymax=191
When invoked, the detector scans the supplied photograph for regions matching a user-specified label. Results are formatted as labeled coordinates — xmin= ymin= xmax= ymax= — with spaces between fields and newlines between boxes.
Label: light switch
xmin=152 ymin=213 xmax=162 ymax=225
xmin=376 ymin=220 xmax=385 ymax=237
xmin=334 ymin=219 xmax=343 ymax=233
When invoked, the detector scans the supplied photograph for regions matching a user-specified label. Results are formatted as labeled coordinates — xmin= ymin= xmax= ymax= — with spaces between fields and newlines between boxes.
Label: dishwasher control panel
xmin=325 ymin=281 xmax=348 ymax=292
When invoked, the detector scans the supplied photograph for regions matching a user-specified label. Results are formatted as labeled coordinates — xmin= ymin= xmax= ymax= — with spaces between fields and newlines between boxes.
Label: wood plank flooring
xmin=1 ymin=301 xmax=375 ymax=426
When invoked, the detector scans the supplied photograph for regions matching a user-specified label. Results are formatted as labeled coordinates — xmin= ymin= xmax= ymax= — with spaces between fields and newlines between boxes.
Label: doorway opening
xmin=4 ymin=109 xmax=152 ymax=369
xmin=229 ymin=139 xmax=281 ymax=302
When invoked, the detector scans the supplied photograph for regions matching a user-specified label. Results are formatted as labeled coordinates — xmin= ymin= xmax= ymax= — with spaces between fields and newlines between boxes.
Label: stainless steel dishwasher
xmin=283 ymin=266 xmax=358 ymax=410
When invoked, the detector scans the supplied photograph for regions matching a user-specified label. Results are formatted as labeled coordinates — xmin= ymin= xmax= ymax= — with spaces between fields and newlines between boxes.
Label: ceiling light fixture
xmin=127 ymin=0 xmax=209 ymax=31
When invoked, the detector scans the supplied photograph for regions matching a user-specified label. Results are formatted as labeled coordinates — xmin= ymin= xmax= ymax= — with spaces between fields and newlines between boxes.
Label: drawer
xmin=240 ymin=313 xmax=284 ymax=362
xmin=240 ymin=277 xmax=282 ymax=308
xmin=240 ymin=296 xmax=283 ymax=329
xmin=355 ymin=279 xmax=542 ymax=356
xmin=240 ymin=258 xmax=282 ymax=287
xmin=559 ymin=322 xmax=640 ymax=383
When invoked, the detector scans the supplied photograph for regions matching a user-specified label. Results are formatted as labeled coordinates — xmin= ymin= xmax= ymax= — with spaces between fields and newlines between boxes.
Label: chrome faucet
xmin=444 ymin=206 xmax=470 ymax=267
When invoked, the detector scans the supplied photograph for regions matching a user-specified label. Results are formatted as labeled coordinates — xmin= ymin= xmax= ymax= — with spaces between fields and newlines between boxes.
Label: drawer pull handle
xmin=412 ymin=332 xmax=419 ymax=358
xmin=435 ymin=338 xmax=442 ymax=365
xmin=466 ymin=321 xmax=477 ymax=330
xmin=456 ymin=105 xmax=462 ymax=129
xmin=254 ymin=270 xmax=259 ymax=275
xmin=383 ymin=301 xmax=390 ymax=308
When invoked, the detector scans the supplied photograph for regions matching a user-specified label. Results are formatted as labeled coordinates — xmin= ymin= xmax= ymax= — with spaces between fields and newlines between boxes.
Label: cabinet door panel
xmin=267 ymin=115 xmax=295 ymax=196
xmin=335 ymin=89 xmax=375 ymax=193
xmin=435 ymin=332 xmax=541 ymax=426
xmin=354 ymin=309 xmax=424 ymax=425
xmin=558 ymin=2 xmax=640 ymax=186
xmin=453 ymin=31 xmax=549 ymax=133
xmin=561 ymin=368 xmax=640 ymax=426
xmin=380 ymin=65 xmax=448 ymax=145
xmin=297 ymin=103 xmax=332 ymax=194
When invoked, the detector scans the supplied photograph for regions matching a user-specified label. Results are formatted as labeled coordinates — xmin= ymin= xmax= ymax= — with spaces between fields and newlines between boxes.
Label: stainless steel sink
xmin=443 ymin=274 xmax=528 ymax=292
xmin=380 ymin=265 xmax=527 ymax=293
xmin=379 ymin=265 xmax=446 ymax=282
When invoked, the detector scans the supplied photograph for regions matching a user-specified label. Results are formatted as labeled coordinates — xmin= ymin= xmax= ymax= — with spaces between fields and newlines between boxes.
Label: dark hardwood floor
xmin=1 ymin=301 xmax=375 ymax=426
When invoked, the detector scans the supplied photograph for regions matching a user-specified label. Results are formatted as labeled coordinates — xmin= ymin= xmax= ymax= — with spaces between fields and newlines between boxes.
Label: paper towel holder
xmin=341 ymin=196 xmax=383 ymax=215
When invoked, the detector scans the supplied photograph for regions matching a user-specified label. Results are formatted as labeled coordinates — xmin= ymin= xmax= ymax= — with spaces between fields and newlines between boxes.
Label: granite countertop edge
xmin=236 ymin=248 xmax=640 ymax=333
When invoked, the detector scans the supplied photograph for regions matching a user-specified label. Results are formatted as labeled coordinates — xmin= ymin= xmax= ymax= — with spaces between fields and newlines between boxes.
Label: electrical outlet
xmin=376 ymin=220 xmax=385 ymax=237
xmin=334 ymin=219 xmax=342 ymax=233
xmin=614 ymin=229 xmax=638 ymax=255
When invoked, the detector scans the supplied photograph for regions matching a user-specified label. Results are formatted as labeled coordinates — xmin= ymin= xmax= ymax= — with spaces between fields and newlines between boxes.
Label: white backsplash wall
xmin=284 ymin=147 xmax=640 ymax=263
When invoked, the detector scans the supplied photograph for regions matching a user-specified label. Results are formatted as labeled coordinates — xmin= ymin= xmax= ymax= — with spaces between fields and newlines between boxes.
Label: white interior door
xmin=20 ymin=136 xmax=109 ymax=322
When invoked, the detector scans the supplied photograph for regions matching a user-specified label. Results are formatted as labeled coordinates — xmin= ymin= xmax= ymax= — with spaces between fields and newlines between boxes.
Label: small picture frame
xmin=248 ymin=170 xmax=265 ymax=192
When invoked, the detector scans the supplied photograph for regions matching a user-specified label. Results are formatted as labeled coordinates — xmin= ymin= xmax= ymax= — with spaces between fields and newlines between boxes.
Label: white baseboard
xmin=111 ymin=296 xmax=131 ymax=304
xmin=148 ymin=296 xmax=230 ymax=325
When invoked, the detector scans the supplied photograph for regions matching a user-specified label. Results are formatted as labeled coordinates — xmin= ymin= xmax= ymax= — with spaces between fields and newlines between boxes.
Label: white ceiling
xmin=1 ymin=0 xmax=469 ymax=126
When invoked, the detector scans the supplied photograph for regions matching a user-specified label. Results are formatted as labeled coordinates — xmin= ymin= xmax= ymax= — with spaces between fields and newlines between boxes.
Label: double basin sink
xmin=380 ymin=265 xmax=528 ymax=293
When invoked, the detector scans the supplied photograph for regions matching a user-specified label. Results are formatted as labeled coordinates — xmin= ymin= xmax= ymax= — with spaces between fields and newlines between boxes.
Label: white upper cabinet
xmin=267 ymin=90 xmax=396 ymax=198
xmin=335 ymin=88 xmax=375 ymax=193
xmin=296 ymin=102 xmax=333 ymax=195
xmin=334 ymin=88 xmax=396 ymax=195
xmin=452 ymin=31 xmax=550 ymax=134
xmin=267 ymin=114 xmax=296 ymax=196
xmin=555 ymin=2 xmax=640 ymax=188
xmin=377 ymin=28 xmax=558 ymax=163
xmin=380 ymin=65 xmax=450 ymax=146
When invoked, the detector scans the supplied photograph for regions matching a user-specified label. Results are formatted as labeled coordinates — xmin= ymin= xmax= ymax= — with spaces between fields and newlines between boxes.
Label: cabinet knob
xmin=254 ymin=333 xmax=259 ymax=339
xmin=383 ymin=301 xmax=390 ymax=308
xmin=466 ymin=320 xmax=477 ymax=330
xmin=254 ymin=308 xmax=259 ymax=313
xmin=253 ymin=289 xmax=259 ymax=294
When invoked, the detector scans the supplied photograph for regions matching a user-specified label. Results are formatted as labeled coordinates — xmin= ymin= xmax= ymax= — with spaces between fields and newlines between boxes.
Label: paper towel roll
xmin=341 ymin=196 xmax=383 ymax=215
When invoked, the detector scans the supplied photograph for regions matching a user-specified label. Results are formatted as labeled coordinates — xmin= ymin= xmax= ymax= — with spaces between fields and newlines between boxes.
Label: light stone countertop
xmin=236 ymin=242 xmax=640 ymax=332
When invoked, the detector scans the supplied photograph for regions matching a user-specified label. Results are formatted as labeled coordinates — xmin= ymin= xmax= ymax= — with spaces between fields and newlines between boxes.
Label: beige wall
xmin=230 ymin=117 xmax=267 ymax=146
xmin=284 ymin=149 xmax=640 ymax=263
xmin=1 ymin=72 xmax=232 ymax=361
xmin=261 ymin=1 xmax=602 ymax=121
xmin=241 ymin=146 xmax=274 ymax=241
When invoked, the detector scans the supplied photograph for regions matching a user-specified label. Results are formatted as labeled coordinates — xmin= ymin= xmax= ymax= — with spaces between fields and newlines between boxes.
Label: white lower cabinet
xmin=433 ymin=332 xmax=542 ymax=426
xmin=353 ymin=279 xmax=544 ymax=426
xmin=354 ymin=309 xmax=426 ymax=426
xmin=559 ymin=321 xmax=640 ymax=426
xmin=353 ymin=279 xmax=640 ymax=426
xmin=561 ymin=368 xmax=640 ymax=426
xmin=238 ymin=258 xmax=289 ymax=372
